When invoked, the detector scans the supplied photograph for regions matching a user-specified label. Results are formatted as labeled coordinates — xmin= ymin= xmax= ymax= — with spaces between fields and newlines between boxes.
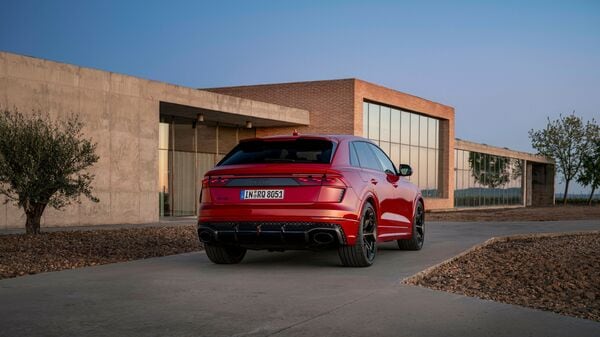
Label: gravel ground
xmin=405 ymin=232 xmax=600 ymax=322
xmin=428 ymin=205 xmax=600 ymax=222
xmin=0 ymin=225 xmax=201 ymax=279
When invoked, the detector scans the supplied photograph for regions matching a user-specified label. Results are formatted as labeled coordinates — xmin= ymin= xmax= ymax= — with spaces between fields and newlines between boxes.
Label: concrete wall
xmin=0 ymin=52 xmax=309 ymax=229
xmin=0 ymin=52 xmax=159 ymax=229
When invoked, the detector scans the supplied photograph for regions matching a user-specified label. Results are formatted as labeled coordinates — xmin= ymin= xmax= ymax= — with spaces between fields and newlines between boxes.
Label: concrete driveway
xmin=1 ymin=220 xmax=599 ymax=337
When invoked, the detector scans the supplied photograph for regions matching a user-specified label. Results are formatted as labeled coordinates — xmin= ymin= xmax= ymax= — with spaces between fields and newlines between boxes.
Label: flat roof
xmin=455 ymin=139 xmax=554 ymax=164
xmin=0 ymin=51 xmax=310 ymax=128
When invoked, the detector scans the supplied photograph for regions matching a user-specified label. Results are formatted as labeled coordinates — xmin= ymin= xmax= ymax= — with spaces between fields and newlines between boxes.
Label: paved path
xmin=1 ymin=220 xmax=599 ymax=336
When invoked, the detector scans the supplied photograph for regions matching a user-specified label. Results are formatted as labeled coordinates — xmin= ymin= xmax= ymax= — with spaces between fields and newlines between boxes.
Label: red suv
xmin=197 ymin=134 xmax=424 ymax=267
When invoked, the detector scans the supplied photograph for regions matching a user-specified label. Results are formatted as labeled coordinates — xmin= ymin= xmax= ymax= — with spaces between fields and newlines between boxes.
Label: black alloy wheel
xmin=338 ymin=202 xmax=377 ymax=267
xmin=398 ymin=200 xmax=424 ymax=250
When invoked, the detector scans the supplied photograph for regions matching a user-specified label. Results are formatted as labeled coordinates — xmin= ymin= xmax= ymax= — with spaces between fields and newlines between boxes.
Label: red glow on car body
xmin=197 ymin=134 xmax=424 ymax=266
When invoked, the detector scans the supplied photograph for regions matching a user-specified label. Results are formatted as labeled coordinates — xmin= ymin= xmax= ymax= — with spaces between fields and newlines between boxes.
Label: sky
xmin=1 ymin=0 xmax=599 ymax=194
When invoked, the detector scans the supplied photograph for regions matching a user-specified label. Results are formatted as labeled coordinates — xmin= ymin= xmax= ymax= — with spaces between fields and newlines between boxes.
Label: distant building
xmin=0 ymin=51 xmax=554 ymax=229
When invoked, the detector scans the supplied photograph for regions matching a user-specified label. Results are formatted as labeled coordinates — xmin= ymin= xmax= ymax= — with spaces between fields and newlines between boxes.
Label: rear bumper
xmin=198 ymin=221 xmax=351 ymax=249
xmin=198 ymin=204 xmax=361 ymax=246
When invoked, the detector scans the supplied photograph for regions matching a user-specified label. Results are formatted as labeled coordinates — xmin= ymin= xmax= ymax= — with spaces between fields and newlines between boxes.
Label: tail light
xmin=318 ymin=187 xmax=346 ymax=203
xmin=293 ymin=174 xmax=347 ymax=187
xmin=293 ymin=174 xmax=347 ymax=203
xmin=207 ymin=176 xmax=230 ymax=187
xmin=294 ymin=176 xmax=323 ymax=186
xmin=321 ymin=176 xmax=346 ymax=187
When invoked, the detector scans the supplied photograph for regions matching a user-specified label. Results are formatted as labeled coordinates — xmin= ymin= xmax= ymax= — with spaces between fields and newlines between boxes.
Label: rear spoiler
xmin=240 ymin=135 xmax=338 ymax=143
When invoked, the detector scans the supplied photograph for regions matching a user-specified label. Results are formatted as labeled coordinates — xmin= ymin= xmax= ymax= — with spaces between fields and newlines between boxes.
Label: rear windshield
xmin=218 ymin=139 xmax=336 ymax=166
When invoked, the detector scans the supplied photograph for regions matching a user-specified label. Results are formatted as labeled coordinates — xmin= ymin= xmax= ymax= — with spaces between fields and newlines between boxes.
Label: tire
xmin=398 ymin=200 xmax=424 ymax=250
xmin=204 ymin=244 xmax=247 ymax=264
xmin=338 ymin=202 xmax=377 ymax=267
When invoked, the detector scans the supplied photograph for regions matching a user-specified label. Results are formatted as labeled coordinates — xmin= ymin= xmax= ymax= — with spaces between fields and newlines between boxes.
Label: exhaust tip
xmin=313 ymin=232 xmax=335 ymax=245
xmin=198 ymin=231 xmax=214 ymax=243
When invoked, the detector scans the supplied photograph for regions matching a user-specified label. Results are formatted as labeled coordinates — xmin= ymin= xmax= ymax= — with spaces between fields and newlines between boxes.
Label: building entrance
xmin=158 ymin=114 xmax=254 ymax=216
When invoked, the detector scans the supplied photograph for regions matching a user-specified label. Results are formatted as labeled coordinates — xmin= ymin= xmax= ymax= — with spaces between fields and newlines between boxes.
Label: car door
xmin=352 ymin=141 xmax=400 ymax=238
xmin=368 ymin=144 xmax=413 ymax=234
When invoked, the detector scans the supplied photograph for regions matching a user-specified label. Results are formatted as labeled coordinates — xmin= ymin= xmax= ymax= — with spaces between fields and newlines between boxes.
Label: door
xmin=367 ymin=143 xmax=412 ymax=234
xmin=352 ymin=141 xmax=401 ymax=238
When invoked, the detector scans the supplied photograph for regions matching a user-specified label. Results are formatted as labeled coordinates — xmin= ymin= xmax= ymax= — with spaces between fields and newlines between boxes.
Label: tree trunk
xmin=562 ymin=180 xmax=570 ymax=205
xmin=588 ymin=187 xmax=596 ymax=206
xmin=25 ymin=203 xmax=46 ymax=235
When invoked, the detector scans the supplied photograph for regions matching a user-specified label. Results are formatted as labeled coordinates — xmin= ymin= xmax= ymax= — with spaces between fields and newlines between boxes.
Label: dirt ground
xmin=0 ymin=226 xmax=201 ymax=279
xmin=427 ymin=205 xmax=600 ymax=222
xmin=405 ymin=232 xmax=600 ymax=322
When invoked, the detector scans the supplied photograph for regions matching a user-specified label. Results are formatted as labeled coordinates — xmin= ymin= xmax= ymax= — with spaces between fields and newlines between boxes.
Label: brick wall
xmin=205 ymin=79 xmax=355 ymax=137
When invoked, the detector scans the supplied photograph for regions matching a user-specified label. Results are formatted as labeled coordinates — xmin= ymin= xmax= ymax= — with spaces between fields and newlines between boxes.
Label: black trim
xmin=198 ymin=221 xmax=346 ymax=250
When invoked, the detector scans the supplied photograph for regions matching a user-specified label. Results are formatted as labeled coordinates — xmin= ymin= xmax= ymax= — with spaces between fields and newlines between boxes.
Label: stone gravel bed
xmin=427 ymin=205 xmax=600 ymax=222
xmin=0 ymin=225 xmax=202 ymax=279
xmin=405 ymin=231 xmax=600 ymax=322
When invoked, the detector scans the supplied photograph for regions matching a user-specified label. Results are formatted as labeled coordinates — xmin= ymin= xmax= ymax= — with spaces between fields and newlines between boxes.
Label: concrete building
xmin=0 ymin=51 xmax=554 ymax=229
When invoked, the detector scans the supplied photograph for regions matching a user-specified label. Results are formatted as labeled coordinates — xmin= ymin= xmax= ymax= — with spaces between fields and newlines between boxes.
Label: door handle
xmin=370 ymin=178 xmax=378 ymax=185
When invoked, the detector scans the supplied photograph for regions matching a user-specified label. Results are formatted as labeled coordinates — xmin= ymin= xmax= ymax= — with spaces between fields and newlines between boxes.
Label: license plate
xmin=240 ymin=189 xmax=284 ymax=200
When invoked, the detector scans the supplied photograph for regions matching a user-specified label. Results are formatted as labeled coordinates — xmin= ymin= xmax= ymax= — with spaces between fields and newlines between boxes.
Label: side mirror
xmin=398 ymin=164 xmax=413 ymax=177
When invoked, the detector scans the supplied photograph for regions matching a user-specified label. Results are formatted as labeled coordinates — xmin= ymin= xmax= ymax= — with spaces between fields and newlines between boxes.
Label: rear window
xmin=218 ymin=139 xmax=335 ymax=166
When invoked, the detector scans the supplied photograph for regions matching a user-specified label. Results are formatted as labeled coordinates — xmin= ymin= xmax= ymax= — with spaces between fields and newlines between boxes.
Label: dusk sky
xmin=1 ymin=0 xmax=599 ymax=193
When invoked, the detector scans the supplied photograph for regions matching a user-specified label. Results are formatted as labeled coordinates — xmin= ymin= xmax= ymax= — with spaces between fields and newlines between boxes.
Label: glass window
xmin=390 ymin=143 xmax=400 ymax=168
xmin=429 ymin=118 xmax=437 ymax=149
xmin=353 ymin=141 xmax=383 ymax=171
xmin=380 ymin=106 xmax=390 ymax=142
xmin=361 ymin=101 xmax=443 ymax=198
xmin=401 ymin=111 xmax=411 ymax=145
xmin=419 ymin=115 xmax=429 ymax=148
xmin=428 ymin=149 xmax=437 ymax=189
xmin=434 ymin=120 xmax=439 ymax=149
xmin=400 ymin=144 xmax=410 ymax=166
xmin=368 ymin=104 xmax=379 ymax=140
xmin=409 ymin=145 xmax=419 ymax=185
xmin=219 ymin=139 xmax=335 ymax=165
xmin=410 ymin=113 xmax=420 ymax=146
xmin=369 ymin=143 xmax=397 ymax=175
xmin=390 ymin=109 xmax=401 ymax=143
xmin=379 ymin=141 xmax=390 ymax=157
xmin=419 ymin=147 xmax=428 ymax=189
xmin=483 ymin=154 xmax=489 ymax=205
xmin=454 ymin=148 xmax=459 ymax=169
